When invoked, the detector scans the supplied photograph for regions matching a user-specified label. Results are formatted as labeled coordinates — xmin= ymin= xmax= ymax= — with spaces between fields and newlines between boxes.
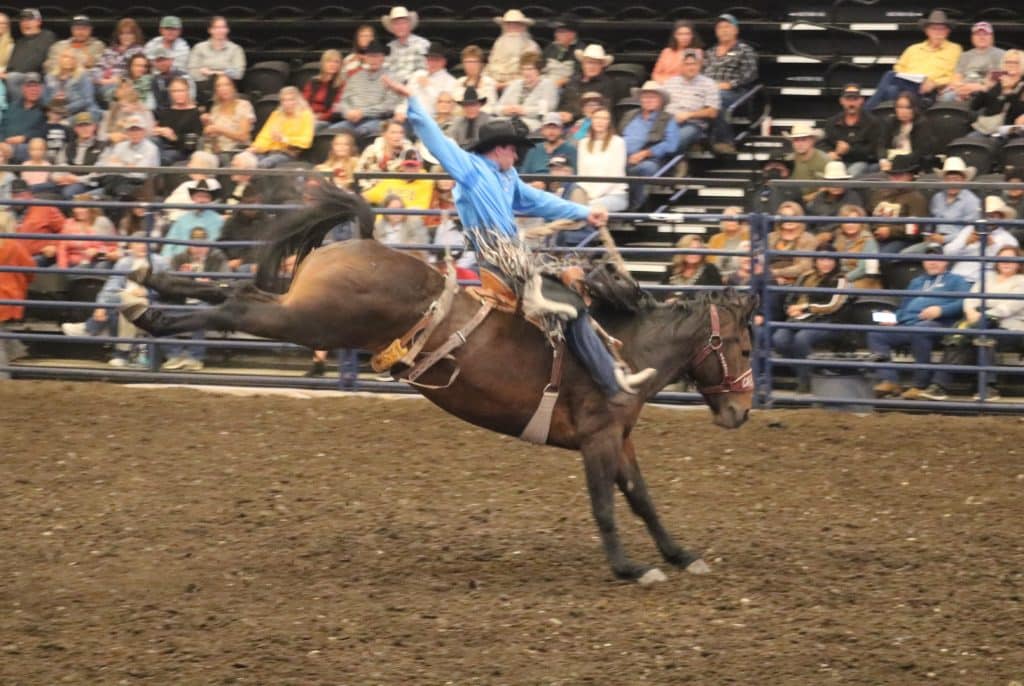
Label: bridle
xmin=688 ymin=304 xmax=754 ymax=396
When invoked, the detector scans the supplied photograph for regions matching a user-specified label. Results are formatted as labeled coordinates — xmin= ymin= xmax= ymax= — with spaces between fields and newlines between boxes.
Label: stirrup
xmin=614 ymin=365 xmax=656 ymax=394
xmin=521 ymin=272 xmax=578 ymax=321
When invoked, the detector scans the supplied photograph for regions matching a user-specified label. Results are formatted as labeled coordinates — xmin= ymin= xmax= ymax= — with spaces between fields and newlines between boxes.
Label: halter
xmin=688 ymin=304 xmax=754 ymax=396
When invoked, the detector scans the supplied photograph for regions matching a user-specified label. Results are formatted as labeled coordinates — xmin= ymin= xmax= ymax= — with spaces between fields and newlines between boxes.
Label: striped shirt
xmin=661 ymin=74 xmax=720 ymax=128
xmin=702 ymin=41 xmax=758 ymax=90
xmin=386 ymin=34 xmax=430 ymax=84
xmin=337 ymin=68 xmax=401 ymax=119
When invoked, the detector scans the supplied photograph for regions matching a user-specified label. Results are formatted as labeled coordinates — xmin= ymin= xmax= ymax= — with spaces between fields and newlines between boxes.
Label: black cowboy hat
xmin=470 ymin=118 xmax=532 ymax=157
xmin=456 ymin=86 xmax=487 ymax=106
xmin=886 ymin=153 xmax=921 ymax=175
xmin=551 ymin=13 xmax=580 ymax=33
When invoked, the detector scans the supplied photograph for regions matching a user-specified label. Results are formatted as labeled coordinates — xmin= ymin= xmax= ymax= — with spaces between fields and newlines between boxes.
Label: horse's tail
xmin=254 ymin=182 xmax=375 ymax=291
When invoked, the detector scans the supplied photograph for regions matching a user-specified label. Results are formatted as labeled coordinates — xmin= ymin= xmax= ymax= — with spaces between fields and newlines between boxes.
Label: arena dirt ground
xmin=2 ymin=381 xmax=1022 ymax=685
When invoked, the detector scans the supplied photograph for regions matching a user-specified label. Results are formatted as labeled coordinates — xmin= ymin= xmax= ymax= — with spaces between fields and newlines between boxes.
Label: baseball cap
xmin=124 ymin=115 xmax=145 ymax=130
xmin=152 ymin=47 xmax=171 ymax=60
xmin=923 ymin=244 xmax=944 ymax=255
xmin=581 ymin=91 xmax=604 ymax=104
xmin=549 ymin=155 xmax=571 ymax=168
xmin=72 ymin=111 xmax=95 ymax=125
xmin=20 ymin=8 xmax=41 ymax=21
xmin=71 ymin=15 xmax=91 ymax=27
xmin=160 ymin=15 xmax=183 ymax=29
xmin=22 ymin=72 xmax=42 ymax=85
xmin=541 ymin=112 xmax=563 ymax=128
xmin=400 ymin=148 xmax=422 ymax=166
xmin=716 ymin=13 xmax=739 ymax=27
xmin=364 ymin=40 xmax=386 ymax=55
xmin=971 ymin=21 xmax=993 ymax=34
xmin=841 ymin=84 xmax=862 ymax=98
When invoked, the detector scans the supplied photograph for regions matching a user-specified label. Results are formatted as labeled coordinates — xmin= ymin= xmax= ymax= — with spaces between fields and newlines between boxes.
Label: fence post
xmin=975 ymin=221 xmax=990 ymax=400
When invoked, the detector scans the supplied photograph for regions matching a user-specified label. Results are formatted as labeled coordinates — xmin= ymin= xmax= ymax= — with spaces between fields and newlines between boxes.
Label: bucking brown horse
xmin=125 ymin=185 xmax=755 ymax=584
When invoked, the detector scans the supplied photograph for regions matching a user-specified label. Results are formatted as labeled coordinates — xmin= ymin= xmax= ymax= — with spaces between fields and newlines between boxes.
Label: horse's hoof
xmin=685 ymin=559 xmax=711 ymax=575
xmin=638 ymin=568 xmax=668 ymax=586
xmin=129 ymin=264 xmax=152 ymax=286
xmin=120 ymin=303 xmax=149 ymax=324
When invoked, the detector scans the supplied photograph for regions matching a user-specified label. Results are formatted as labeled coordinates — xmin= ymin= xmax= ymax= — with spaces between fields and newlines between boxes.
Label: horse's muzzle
xmin=713 ymin=403 xmax=750 ymax=429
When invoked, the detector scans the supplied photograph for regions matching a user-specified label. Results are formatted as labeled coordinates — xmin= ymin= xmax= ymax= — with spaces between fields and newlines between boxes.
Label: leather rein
xmin=688 ymin=304 xmax=754 ymax=396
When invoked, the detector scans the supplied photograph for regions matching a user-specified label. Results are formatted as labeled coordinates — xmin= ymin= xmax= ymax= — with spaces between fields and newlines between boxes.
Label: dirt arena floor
xmin=2 ymin=381 xmax=1022 ymax=685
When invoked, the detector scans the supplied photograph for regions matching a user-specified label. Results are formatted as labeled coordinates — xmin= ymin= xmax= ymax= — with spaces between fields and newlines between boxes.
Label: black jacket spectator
xmin=558 ymin=71 xmax=618 ymax=121
xmin=55 ymin=137 xmax=106 ymax=167
xmin=821 ymin=110 xmax=882 ymax=165
xmin=154 ymin=106 xmax=203 ymax=157
xmin=218 ymin=193 xmax=269 ymax=267
xmin=973 ymin=78 xmax=1024 ymax=123
xmin=878 ymin=115 xmax=937 ymax=172
xmin=1 ymin=99 xmax=46 ymax=143
xmin=8 ymin=30 xmax=57 ymax=74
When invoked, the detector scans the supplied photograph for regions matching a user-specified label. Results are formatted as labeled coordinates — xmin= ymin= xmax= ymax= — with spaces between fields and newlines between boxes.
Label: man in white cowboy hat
xmin=943 ymin=195 xmax=1020 ymax=284
xmin=701 ymin=13 xmax=759 ymax=155
xmin=806 ymin=160 xmax=866 ymax=237
xmin=557 ymin=44 xmax=617 ymax=125
xmin=900 ymin=156 xmax=981 ymax=254
xmin=865 ymin=9 xmax=963 ymax=109
xmin=620 ymin=80 xmax=680 ymax=208
xmin=496 ymin=51 xmax=557 ymax=132
xmin=940 ymin=21 xmax=1005 ymax=103
xmin=382 ymin=6 xmax=430 ymax=84
xmin=785 ymin=123 xmax=830 ymax=201
xmin=485 ymin=9 xmax=540 ymax=90
xmin=821 ymin=84 xmax=882 ymax=177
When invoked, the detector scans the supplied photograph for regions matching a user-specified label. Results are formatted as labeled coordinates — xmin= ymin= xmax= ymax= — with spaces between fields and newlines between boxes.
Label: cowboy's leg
xmin=565 ymin=315 xmax=621 ymax=397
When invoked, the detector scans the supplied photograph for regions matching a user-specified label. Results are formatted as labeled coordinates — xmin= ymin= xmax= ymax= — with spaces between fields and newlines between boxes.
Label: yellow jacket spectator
xmin=248 ymin=86 xmax=314 ymax=168
xmin=362 ymin=149 xmax=434 ymax=208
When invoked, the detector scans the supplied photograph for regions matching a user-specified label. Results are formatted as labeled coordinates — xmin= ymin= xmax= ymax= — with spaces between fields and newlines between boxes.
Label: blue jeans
xmin=771 ymin=326 xmax=843 ymax=386
xmin=866 ymin=319 xmax=944 ymax=387
xmin=865 ymin=71 xmax=921 ymax=110
xmin=712 ymin=88 xmax=746 ymax=144
xmin=325 ymin=117 xmax=386 ymax=139
xmin=626 ymin=158 xmax=661 ymax=209
xmin=255 ymin=152 xmax=296 ymax=168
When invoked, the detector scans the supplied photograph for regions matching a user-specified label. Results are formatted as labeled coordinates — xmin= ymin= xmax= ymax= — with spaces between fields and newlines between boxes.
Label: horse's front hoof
xmin=685 ymin=559 xmax=711 ymax=575
xmin=637 ymin=567 xmax=668 ymax=586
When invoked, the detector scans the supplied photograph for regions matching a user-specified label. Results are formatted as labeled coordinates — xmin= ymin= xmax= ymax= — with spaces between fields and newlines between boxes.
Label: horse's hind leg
xmin=581 ymin=430 xmax=664 ymax=583
xmin=132 ymin=264 xmax=233 ymax=304
xmin=123 ymin=293 xmax=305 ymax=345
xmin=616 ymin=438 xmax=709 ymax=575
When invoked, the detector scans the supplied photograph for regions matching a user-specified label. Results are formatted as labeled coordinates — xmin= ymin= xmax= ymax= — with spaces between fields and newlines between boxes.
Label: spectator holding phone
xmin=940 ymin=22 xmax=1004 ymax=103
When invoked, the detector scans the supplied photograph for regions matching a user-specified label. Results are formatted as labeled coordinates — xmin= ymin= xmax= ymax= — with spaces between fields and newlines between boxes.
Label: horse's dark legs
xmin=580 ymin=431 xmax=662 ymax=582
xmin=124 ymin=295 xmax=309 ymax=346
xmin=617 ymin=438 xmax=708 ymax=574
xmin=132 ymin=265 xmax=233 ymax=304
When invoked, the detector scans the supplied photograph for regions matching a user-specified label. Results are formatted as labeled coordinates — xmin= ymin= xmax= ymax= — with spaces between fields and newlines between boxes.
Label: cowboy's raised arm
xmin=383 ymin=76 xmax=475 ymax=185
xmin=513 ymin=177 xmax=609 ymax=228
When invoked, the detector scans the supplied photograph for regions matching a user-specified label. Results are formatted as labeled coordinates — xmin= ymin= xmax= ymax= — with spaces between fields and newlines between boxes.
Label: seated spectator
xmin=806 ymin=161 xmax=866 ymax=239
xmin=315 ymin=132 xmax=358 ymax=190
xmin=567 ymin=92 xmax=605 ymax=142
xmin=702 ymin=14 xmax=759 ymax=154
xmin=218 ymin=184 xmax=268 ymax=271
xmin=188 ymin=16 xmax=246 ymax=103
xmin=664 ymin=235 xmax=723 ymax=291
xmin=247 ymin=86 xmax=314 ymax=168
xmin=51 ymin=111 xmax=105 ymax=198
xmin=373 ymin=194 xmax=429 ymax=248
xmin=707 ymin=206 xmax=749 ymax=282
xmin=222 ymin=150 xmax=260 ymax=205
xmin=903 ymin=156 xmax=980 ymax=255
xmin=381 ymin=6 xmax=429 ymax=85
xmin=304 ymin=49 xmax=345 ymax=131
xmin=61 ymin=234 xmax=170 ymax=367
xmin=771 ymin=243 xmax=850 ymax=392
xmin=356 ymin=119 xmax=414 ymax=179
xmin=496 ymin=52 xmax=557 ymax=132
xmin=161 ymin=178 xmax=224 ymax=257
xmin=11 ymin=178 xmax=64 ymax=265
xmin=453 ymin=45 xmax=497 ymax=115
xmin=878 ymin=91 xmax=936 ymax=171
xmin=831 ymin=204 xmax=882 ymax=289
xmin=940 ymin=21 xmax=1004 ymax=104
xmin=150 ymin=47 xmax=194 ymax=111
xmin=399 ymin=43 xmax=455 ymax=121
xmin=125 ymin=54 xmax=153 ymax=108
xmin=970 ymin=50 xmax=1023 ymax=134
xmin=542 ymin=15 xmax=581 ymax=89
xmin=944 ymin=195 xmax=1020 ymax=285
xmin=0 ymin=235 xmax=34 ymax=332
xmin=449 ymin=87 xmax=491 ymax=149
xmin=1 ymin=72 xmax=46 ymax=161
xmin=0 ymin=143 xmax=13 ymax=197
xmin=1003 ymin=167 xmax=1024 ymax=231
xmin=153 ymin=77 xmax=203 ymax=165
xmin=363 ymin=148 xmax=433 ymax=209
xmin=343 ymin=24 xmax=375 ymax=76
xmin=868 ymin=244 xmax=970 ymax=400
xmin=200 ymin=74 xmax=254 ymax=162
xmin=662 ymin=50 xmax=720 ymax=165
xmin=653 ymin=21 xmax=704 ymax=83
xmin=42 ymin=102 xmax=70 ymax=163
xmin=820 ymin=84 xmax=881 ymax=177
xmin=6 ymin=8 xmax=56 ymax=79
xmin=751 ymin=156 xmax=799 ymax=213
xmin=97 ymin=115 xmax=159 ymax=200
xmin=869 ymin=153 xmax=928 ymax=252
xmin=486 ymin=9 xmax=540 ymax=90
xmin=56 ymin=201 xmax=117 ymax=269
xmin=117 ymin=191 xmax=155 ymax=236
xmin=327 ymin=41 xmax=399 ymax=138
xmin=44 ymin=47 xmax=98 ymax=119
xmin=162 ymin=150 xmax=219 ymax=223
xmin=431 ymin=92 xmax=456 ymax=135
xmin=575 ymin=106 xmax=627 ymax=212
xmin=521 ymin=112 xmax=576 ymax=174
xmin=865 ymin=10 xmax=961 ymax=110
xmin=46 ymin=15 xmax=104 ymax=72
xmin=785 ymin=123 xmax=830 ymax=203
xmin=0 ymin=14 xmax=12 ymax=72
xmin=621 ymin=81 xmax=680 ymax=208
xmin=19 ymin=137 xmax=50 ymax=190
xmin=99 ymin=78 xmax=154 ymax=144
xmin=726 ymin=240 xmax=754 ymax=287
xmin=542 ymin=155 xmax=592 ymax=247
xmin=951 ymin=245 xmax=1024 ymax=399
xmin=558 ymin=44 xmax=617 ymax=125
xmin=93 ymin=18 xmax=145 ymax=102
xmin=143 ymin=16 xmax=188 ymax=73
xmin=767 ymin=201 xmax=817 ymax=287
xmin=423 ymin=170 xmax=455 ymax=231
